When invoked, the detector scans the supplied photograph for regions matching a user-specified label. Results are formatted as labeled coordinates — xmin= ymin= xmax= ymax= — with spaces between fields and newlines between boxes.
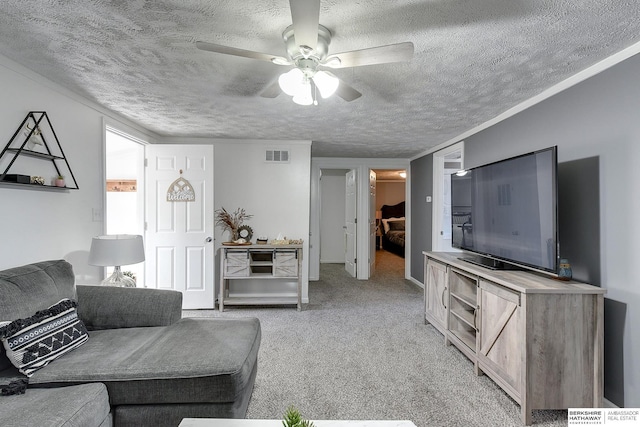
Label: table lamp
xmin=88 ymin=234 xmax=145 ymax=287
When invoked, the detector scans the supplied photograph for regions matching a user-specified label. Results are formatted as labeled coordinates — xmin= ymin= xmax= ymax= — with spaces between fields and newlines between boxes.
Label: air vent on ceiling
xmin=265 ymin=149 xmax=290 ymax=163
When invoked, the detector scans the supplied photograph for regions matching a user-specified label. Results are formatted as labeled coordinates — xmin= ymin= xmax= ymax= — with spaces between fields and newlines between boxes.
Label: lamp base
xmin=100 ymin=266 xmax=136 ymax=287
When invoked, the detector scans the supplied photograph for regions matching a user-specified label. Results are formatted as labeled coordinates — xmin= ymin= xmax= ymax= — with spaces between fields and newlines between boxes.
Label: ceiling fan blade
xmin=260 ymin=80 xmax=282 ymax=98
xmin=322 ymin=42 xmax=414 ymax=68
xmin=196 ymin=41 xmax=290 ymax=65
xmin=290 ymin=0 xmax=320 ymax=51
xmin=335 ymin=79 xmax=362 ymax=102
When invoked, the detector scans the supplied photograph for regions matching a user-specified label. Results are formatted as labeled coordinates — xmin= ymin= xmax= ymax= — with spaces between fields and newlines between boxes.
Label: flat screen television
xmin=450 ymin=146 xmax=558 ymax=274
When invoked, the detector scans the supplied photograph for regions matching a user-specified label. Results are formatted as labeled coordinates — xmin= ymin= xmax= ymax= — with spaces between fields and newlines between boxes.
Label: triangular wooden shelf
xmin=0 ymin=111 xmax=79 ymax=190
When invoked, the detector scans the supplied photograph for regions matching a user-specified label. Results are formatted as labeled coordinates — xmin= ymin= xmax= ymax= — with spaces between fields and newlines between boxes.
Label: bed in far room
xmin=380 ymin=201 xmax=405 ymax=258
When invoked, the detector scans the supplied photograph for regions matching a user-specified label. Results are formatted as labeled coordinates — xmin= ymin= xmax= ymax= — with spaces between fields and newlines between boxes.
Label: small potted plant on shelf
xmin=54 ymin=175 xmax=65 ymax=187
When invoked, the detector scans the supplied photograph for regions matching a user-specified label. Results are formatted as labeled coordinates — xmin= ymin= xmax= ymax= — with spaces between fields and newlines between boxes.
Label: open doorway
xmin=372 ymin=169 xmax=406 ymax=272
xmin=105 ymin=127 xmax=146 ymax=286
xmin=311 ymin=159 xmax=409 ymax=282
xmin=432 ymin=142 xmax=464 ymax=252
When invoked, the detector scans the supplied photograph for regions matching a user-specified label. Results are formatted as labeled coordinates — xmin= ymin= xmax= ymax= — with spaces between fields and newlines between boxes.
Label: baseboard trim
xmin=407 ymin=276 xmax=424 ymax=289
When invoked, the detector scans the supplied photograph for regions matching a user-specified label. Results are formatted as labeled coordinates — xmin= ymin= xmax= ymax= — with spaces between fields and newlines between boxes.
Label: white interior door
xmin=145 ymin=144 xmax=215 ymax=309
xmin=369 ymin=169 xmax=377 ymax=276
xmin=345 ymin=169 xmax=357 ymax=277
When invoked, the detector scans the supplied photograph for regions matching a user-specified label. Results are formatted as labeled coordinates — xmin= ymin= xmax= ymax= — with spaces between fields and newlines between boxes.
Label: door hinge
xmin=144 ymin=222 xmax=148 ymax=231
xmin=144 ymin=158 xmax=148 ymax=167
xmin=355 ymin=218 xmax=357 ymax=224
xmin=354 ymin=258 xmax=357 ymax=264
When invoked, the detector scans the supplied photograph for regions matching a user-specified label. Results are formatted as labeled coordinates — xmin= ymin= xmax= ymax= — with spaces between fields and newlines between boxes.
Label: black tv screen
xmin=451 ymin=146 xmax=558 ymax=273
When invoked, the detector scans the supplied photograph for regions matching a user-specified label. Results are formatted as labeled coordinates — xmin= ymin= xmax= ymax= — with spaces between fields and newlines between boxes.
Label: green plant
xmin=282 ymin=406 xmax=315 ymax=427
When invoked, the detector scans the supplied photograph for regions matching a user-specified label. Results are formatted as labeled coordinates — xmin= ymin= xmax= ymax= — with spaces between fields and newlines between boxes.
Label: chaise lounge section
xmin=0 ymin=260 xmax=261 ymax=427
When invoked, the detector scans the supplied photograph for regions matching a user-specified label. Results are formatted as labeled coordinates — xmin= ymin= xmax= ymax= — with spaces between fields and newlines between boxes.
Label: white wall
xmin=320 ymin=171 xmax=347 ymax=263
xmin=0 ymin=54 xmax=155 ymax=283
xmin=212 ymin=140 xmax=311 ymax=301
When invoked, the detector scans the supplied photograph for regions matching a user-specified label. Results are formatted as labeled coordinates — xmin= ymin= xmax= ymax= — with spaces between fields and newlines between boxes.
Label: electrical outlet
xmin=426 ymin=196 xmax=432 ymax=203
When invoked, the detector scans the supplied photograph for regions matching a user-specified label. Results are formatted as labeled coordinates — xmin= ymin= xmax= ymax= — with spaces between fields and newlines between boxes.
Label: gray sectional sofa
xmin=0 ymin=260 xmax=261 ymax=427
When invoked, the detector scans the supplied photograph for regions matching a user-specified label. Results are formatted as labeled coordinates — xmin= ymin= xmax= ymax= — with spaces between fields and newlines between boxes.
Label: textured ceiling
xmin=1 ymin=1 xmax=639 ymax=158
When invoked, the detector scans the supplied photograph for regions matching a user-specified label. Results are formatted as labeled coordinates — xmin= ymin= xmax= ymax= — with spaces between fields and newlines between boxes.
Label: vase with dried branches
xmin=215 ymin=207 xmax=253 ymax=242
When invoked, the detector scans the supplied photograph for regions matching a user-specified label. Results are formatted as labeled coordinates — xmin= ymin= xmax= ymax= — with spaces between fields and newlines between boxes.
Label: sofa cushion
xmin=0 ymin=260 xmax=77 ymax=321
xmin=1 ymin=299 xmax=88 ymax=377
xmin=26 ymin=317 xmax=261 ymax=405
xmin=76 ymin=285 xmax=183 ymax=330
xmin=0 ymin=260 xmax=76 ymax=372
xmin=0 ymin=382 xmax=111 ymax=427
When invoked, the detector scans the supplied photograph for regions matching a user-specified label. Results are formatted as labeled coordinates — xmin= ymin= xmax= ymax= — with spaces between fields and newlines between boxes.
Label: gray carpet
xmin=184 ymin=250 xmax=568 ymax=426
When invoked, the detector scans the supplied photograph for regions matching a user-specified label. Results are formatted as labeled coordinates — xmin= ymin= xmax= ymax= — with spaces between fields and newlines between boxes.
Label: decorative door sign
xmin=166 ymin=170 xmax=195 ymax=202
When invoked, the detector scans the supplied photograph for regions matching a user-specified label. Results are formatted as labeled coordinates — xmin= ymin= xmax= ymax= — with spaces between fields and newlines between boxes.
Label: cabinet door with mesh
xmin=273 ymin=250 xmax=298 ymax=277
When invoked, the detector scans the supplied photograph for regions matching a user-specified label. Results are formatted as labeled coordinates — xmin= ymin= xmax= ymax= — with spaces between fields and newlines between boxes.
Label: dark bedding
xmin=386 ymin=229 xmax=405 ymax=248
xmin=380 ymin=201 xmax=405 ymax=258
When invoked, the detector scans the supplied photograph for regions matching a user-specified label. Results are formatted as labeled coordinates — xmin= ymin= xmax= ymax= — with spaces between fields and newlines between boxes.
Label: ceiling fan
xmin=195 ymin=0 xmax=414 ymax=105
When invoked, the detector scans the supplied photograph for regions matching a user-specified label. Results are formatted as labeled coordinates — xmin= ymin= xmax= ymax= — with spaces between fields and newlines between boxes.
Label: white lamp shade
xmin=278 ymin=68 xmax=305 ymax=96
xmin=292 ymin=80 xmax=313 ymax=105
xmin=312 ymin=70 xmax=339 ymax=99
xmin=88 ymin=234 xmax=145 ymax=267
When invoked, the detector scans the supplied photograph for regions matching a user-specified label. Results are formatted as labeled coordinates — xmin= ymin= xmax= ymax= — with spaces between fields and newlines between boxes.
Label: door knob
xmin=205 ymin=237 xmax=213 ymax=243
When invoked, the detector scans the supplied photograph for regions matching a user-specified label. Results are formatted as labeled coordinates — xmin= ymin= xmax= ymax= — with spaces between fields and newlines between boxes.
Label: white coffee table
xmin=179 ymin=419 xmax=417 ymax=427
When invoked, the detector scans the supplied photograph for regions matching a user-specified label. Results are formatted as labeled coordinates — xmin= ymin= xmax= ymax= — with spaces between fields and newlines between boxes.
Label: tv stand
xmin=458 ymin=255 xmax=521 ymax=271
xmin=424 ymin=251 xmax=605 ymax=425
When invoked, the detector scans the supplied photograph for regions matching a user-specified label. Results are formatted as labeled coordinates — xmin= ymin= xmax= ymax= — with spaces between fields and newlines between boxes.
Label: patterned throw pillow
xmin=0 ymin=299 xmax=88 ymax=377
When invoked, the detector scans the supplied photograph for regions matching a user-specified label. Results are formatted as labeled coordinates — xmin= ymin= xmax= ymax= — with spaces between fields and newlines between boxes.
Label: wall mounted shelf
xmin=0 ymin=111 xmax=78 ymax=190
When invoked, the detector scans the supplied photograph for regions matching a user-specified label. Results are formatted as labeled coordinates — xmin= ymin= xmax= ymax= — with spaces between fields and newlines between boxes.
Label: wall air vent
xmin=265 ymin=149 xmax=290 ymax=163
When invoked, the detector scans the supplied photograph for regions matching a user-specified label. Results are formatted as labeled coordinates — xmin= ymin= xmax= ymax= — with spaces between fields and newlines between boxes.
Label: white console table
xmin=219 ymin=244 xmax=303 ymax=311
xmin=423 ymin=251 xmax=605 ymax=425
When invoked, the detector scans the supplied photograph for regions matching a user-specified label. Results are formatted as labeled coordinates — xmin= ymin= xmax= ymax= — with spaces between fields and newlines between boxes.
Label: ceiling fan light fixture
xmin=278 ymin=68 xmax=305 ymax=96
xmin=292 ymin=80 xmax=313 ymax=106
xmin=312 ymin=70 xmax=339 ymax=98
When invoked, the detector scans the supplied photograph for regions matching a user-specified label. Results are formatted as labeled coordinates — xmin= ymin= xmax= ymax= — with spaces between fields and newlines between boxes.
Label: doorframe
xmin=310 ymin=157 xmax=409 ymax=281
xmin=344 ymin=169 xmax=357 ymax=277
xmin=102 ymin=118 xmax=152 ymax=284
xmin=432 ymin=141 xmax=464 ymax=251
